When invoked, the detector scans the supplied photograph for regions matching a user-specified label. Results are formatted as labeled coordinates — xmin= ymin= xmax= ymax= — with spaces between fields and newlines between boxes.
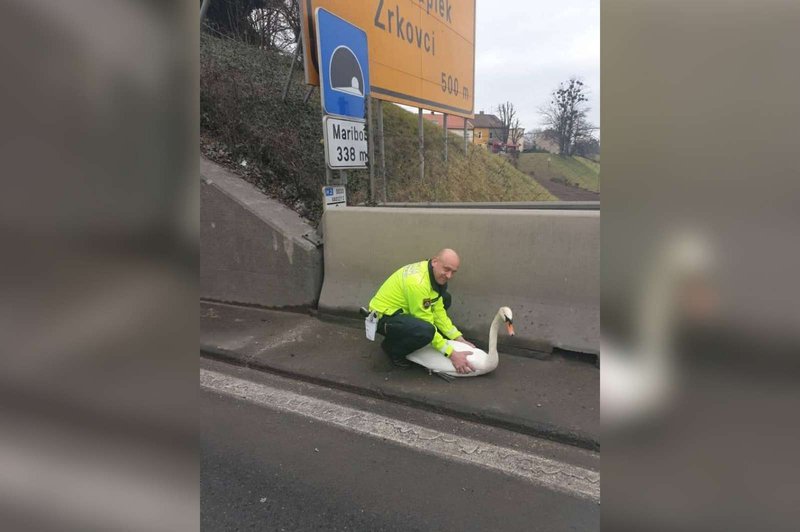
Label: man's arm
xmin=431 ymin=297 xmax=462 ymax=342
xmin=405 ymin=283 xmax=456 ymax=356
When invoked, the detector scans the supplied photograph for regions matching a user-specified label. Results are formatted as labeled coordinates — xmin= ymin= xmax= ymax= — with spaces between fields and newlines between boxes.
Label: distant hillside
xmin=200 ymin=33 xmax=554 ymax=227
xmin=517 ymin=153 xmax=600 ymax=194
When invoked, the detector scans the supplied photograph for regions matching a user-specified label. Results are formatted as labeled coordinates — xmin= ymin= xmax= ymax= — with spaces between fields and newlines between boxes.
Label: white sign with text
xmin=323 ymin=116 xmax=368 ymax=169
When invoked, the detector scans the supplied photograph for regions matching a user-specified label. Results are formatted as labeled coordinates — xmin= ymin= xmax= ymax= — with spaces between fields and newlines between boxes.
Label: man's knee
xmin=410 ymin=321 xmax=435 ymax=347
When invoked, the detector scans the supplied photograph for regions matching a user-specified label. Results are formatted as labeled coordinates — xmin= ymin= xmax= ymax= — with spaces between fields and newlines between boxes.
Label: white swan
xmin=405 ymin=307 xmax=514 ymax=379
xmin=601 ymin=232 xmax=715 ymax=429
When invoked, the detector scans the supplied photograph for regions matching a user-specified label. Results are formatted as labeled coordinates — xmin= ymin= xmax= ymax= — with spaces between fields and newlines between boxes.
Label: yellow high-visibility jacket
xmin=368 ymin=260 xmax=462 ymax=356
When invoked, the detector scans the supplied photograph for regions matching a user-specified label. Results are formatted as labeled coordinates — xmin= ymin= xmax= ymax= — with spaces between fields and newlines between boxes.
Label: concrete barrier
xmin=318 ymin=207 xmax=599 ymax=355
xmin=200 ymin=158 xmax=322 ymax=309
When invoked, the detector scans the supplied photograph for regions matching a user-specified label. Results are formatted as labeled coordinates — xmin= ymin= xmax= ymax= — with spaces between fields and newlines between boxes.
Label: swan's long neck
xmin=637 ymin=264 xmax=679 ymax=370
xmin=487 ymin=312 xmax=502 ymax=362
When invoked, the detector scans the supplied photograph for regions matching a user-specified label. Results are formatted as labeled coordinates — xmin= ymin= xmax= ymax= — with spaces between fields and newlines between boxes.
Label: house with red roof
xmin=422 ymin=112 xmax=474 ymax=143
xmin=422 ymin=110 xmax=524 ymax=154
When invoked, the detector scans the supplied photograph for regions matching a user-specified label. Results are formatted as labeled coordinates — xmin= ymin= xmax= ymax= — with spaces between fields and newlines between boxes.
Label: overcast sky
xmin=473 ymin=0 xmax=599 ymax=135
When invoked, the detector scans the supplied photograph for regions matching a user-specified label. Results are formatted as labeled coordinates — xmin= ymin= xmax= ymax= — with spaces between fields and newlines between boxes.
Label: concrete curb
xmin=313 ymin=310 xmax=556 ymax=361
xmin=201 ymin=345 xmax=599 ymax=451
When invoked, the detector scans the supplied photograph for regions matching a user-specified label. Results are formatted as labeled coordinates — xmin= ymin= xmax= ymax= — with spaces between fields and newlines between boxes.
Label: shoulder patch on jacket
xmin=422 ymin=298 xmax=432 ymax=309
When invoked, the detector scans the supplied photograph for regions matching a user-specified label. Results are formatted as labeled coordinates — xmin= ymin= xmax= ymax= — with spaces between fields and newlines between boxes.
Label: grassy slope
xmin=516 ymin=153 xmax=600 ymax=193
xmin=200 ymin=33 xmax=554 ymax=226
xmin=380 ymin=104 xmax=555 ymax=203
xmin=575 ymin=156 xmax=600 ymax=174
xmin=200 ymin=32 xmax=327 ymax=220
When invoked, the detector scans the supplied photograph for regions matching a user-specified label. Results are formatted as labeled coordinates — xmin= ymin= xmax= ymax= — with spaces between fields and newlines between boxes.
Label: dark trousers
xmin=377 ymin=312 xmax=436 ymax=359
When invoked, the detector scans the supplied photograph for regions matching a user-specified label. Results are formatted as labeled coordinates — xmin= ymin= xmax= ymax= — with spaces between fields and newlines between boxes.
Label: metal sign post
xmin=200 ymin=0 xmax=212 ymax=24
xmin=443 ymin=113 xmax=449 ymax=163
xmin=418 ymin=109 xmax=425 ymax=189
xmin=377 ymin=99 xmax=387 ymax=203
xmin=367 ymin=96 xmax=376 ymax=203
xmin=282 ymin=40 xmax=301 ymax=102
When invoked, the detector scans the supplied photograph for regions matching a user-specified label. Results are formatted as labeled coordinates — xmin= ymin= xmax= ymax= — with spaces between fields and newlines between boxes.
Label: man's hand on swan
xmin=450 ymin=350 xmax=474 ymax=373
xmin=455 ymin=336 xmax=475 ymax=348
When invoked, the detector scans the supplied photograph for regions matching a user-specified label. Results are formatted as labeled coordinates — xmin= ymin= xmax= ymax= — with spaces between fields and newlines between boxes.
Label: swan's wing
xmin=405 ymin=345 xmax=457 ymax=373
xmin=406 ymin=342 xmax=496 ymax=377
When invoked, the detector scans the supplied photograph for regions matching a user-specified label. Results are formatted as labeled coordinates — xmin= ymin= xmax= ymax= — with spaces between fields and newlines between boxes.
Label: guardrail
xmin=318 ymin=206 xmax=599 ymax=356
xmin=379 ymin=201 xmax=600 ymax=210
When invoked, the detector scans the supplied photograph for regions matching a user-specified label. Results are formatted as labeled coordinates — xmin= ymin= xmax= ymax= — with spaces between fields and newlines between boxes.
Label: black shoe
xmin=390 ymin=356 xmax=411 ymax=368
xmin=381 ymin=340 xmax=411 ymax=368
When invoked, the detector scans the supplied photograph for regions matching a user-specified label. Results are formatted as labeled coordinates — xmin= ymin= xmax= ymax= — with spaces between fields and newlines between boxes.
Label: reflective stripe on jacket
xmin=368 ymin=260 xmax=462 ymax=356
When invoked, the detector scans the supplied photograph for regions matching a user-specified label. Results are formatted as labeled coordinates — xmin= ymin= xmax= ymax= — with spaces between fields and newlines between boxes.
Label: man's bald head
xmin=431 ymin=248 xmax=461 ymax=285
xmin=435 ymin=248 xmax=460 ymax=263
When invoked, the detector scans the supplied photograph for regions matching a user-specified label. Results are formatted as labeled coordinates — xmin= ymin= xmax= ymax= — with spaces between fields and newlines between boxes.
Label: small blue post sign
xmin=315 ymin=8 xmax=370 ymax=121
xmin=322 ymin=185 xmax=346 ymax=209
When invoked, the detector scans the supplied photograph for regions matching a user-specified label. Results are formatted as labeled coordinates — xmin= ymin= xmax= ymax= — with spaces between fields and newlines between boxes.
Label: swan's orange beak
xmin=506 ymin=323 xmax=515 ymax=336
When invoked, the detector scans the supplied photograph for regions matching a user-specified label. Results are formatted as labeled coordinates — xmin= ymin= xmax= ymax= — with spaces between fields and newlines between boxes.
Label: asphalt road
xmin=201 ymin=360 xmax=599 ymax=531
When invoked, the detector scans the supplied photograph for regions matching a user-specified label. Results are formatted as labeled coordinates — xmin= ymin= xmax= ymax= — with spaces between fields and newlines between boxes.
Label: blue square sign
xmin=315 ymin=8 xmax=369 ymax=121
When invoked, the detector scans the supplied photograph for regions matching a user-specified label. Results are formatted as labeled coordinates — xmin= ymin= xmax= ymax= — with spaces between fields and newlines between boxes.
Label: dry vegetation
xmin=201 ymin=33 xmax=555 ymax=227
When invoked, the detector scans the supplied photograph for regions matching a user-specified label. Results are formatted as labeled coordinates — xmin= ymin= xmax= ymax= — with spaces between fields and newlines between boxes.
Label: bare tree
xmin=496 ymin=101 xmax=520 ymax=146
xmin=203 ymin=0 xmax=300 ymax=51
xmin=509 ymin=124 xmax=524 ymax=151
xmin=250 ymin=0 xmax=301 ymax=51
xmin=538 ymin=78 xmax=596 ymax=156
xmin=574 ymin=136 xmax=600 ymax=159
xmin=278 ymin=0 xmax=301 ymax=47
xmin=249 ymin=6 xmax=279 ymax=48
xmin=204 ymin=0 xmax=268 ymax=43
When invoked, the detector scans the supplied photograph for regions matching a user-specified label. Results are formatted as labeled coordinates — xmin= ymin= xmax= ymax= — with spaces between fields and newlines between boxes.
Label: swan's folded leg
xmin=434 ymin=371 xmax=455 ymax=383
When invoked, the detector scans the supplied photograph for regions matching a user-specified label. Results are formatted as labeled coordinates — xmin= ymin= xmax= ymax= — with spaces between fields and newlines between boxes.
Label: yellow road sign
xmin=300 ymin=0 xmax=475 ymax=118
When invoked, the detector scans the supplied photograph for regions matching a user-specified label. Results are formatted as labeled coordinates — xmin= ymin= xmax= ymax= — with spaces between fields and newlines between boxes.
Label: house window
xmin=477 ymin=131 xmax=482 ymax=139
xmin=489 ymin=132 xmax=493 ymax=139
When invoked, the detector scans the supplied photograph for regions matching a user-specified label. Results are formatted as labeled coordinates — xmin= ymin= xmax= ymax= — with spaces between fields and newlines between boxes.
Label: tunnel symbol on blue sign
xmin=330 ymin=47 xmax=364 ymax=97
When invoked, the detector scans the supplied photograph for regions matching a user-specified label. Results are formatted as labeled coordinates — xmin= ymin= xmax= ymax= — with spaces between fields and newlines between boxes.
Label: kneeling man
xmin=368 ymin=248 xmax=475 ymax=373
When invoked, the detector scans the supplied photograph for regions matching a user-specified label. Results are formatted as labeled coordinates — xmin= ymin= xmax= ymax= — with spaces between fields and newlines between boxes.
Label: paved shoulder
xmin=200 ymin=302 xmax=599 ymax=449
